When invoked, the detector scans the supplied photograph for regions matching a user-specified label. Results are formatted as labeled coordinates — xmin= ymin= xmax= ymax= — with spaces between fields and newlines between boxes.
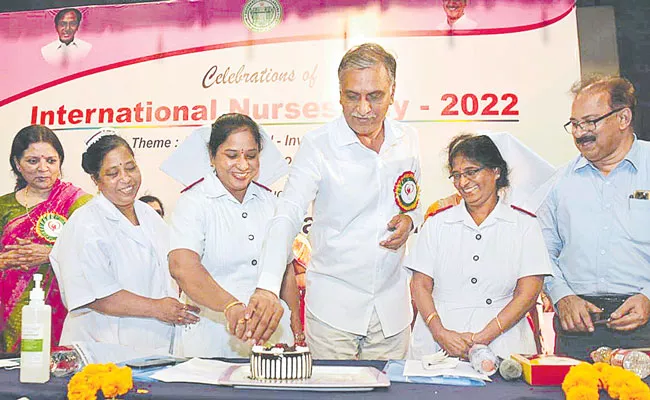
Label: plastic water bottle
xmin=19 ymin=273 xmax=52 ymax=383
xmin=590 ymin=347 xmax=650 ymax=379
xmin=469 ymin=344 xmax=499 ymax=376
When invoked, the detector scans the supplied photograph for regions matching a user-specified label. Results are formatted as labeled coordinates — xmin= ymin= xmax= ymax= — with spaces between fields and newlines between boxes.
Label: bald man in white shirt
xmin=239 ymin=43 xmax=422 ymax=360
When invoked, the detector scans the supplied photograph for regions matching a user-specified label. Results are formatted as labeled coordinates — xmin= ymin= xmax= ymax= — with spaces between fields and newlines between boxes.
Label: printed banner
xmin=0 ymin=0 xmax=580 ymax=221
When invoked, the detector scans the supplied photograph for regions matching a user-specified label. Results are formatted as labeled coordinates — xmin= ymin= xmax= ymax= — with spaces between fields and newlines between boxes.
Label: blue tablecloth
xmin=0 ymin=359 xmax=571 ymax=400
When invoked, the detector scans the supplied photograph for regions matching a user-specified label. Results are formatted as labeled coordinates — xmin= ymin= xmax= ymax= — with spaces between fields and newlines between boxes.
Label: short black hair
xmin=81 ymin=135 xmax=133 ymax=180
xmin=208 ymin=113 xmax=262 ymax=158
xmin=54 ymin=8 xmax=82 ymax=26
xmin=139 ymin=195 xmax=164 ymax=217
xmin=10 ymin=125 xmax=65 ymax=191
xmin=447 ymin=134 xmax=510 ymax=190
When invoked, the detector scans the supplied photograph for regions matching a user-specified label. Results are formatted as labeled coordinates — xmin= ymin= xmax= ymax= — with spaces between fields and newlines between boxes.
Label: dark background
xmin=2 ymin=0 xmax=649 ymax=139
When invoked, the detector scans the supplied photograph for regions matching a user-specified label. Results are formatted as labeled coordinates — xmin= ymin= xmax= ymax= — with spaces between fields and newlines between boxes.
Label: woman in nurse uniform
xmin=51 ymin=131 xmax=199 ymax=354
xmin=408 ymin=134 xmax=552 ymax=359
xmin=169 ymin=113 xmax=302 ymax=357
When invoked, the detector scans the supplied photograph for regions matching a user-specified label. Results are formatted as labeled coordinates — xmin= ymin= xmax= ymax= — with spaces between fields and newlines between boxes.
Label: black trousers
xmin=554 ymin=294 xmax=650 ymax=361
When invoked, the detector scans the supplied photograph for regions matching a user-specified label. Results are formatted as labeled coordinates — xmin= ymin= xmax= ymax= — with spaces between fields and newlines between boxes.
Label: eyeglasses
xmin=563 ymin=108 xmax=624 ymax=134
xmin=449 ymin=167 xmax=485 ymax=181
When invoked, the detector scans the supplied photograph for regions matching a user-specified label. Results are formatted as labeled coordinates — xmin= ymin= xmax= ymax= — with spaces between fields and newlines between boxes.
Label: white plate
xmin=220 ymin=365 xmax=390 ymax=392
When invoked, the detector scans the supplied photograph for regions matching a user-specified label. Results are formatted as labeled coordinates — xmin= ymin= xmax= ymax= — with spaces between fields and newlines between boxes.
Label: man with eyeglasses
xmin=41 ymin=8 xmax=92 ymax=66
xmin=538 ymin=76 xmax=650 ymax=360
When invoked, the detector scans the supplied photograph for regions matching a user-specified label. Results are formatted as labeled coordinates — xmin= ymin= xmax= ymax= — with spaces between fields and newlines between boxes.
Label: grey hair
xmin=571 ymin=75 xmax=637 ymax=120
xmin=338 ymin=43 xmax=396 ymax=85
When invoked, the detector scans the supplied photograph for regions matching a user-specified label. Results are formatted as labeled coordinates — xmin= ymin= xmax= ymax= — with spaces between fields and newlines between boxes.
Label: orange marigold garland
xmin=67 ymin=363 xmax=133 ymax=400
xmin=562 ymin=362 xmax=650 ymax=400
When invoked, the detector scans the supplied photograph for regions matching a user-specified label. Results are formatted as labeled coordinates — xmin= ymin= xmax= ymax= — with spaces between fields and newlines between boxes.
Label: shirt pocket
xmin=628 ymin=197 xmax=650 ymax=243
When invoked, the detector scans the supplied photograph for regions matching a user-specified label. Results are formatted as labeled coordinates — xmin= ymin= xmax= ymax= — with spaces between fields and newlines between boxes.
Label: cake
xmin=249 ymin=343 xmax=312 ymax=380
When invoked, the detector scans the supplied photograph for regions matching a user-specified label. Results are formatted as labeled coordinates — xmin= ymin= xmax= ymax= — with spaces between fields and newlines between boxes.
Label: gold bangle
xmin=471 ymin=333 xmax=476 ymax=344
xmin=424 ymin=311 xmax=439 ymax=326
xmin=224 ymin=300 xmax=244 ymax=317
xmin=495 ymin=316 xmax=504 ymax=334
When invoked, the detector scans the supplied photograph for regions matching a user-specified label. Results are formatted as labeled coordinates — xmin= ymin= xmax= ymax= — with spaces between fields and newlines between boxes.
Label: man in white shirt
xmin=41 ymin=8 xmax=92 ymax=66
xmin=436 ymin=0 xmax=477 ymax=31
xmin=239 ymin=43 xmax=422 ymax=360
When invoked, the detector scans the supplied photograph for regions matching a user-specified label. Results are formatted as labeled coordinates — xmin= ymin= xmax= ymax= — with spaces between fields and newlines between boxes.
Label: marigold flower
xmin=67 ymin=363 xmax=133 ymax=400
xmin=562 ymin=361 xmax=650 ymax=400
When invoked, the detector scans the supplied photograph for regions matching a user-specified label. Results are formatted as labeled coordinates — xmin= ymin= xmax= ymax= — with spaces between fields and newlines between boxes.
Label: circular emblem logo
xmin=242 ymin=0 xmax=283 ymax=33
xmin=35 ymin=212 xmax=67 ymax=243
xmin=394 ymin=171 xmax=420 ymax=212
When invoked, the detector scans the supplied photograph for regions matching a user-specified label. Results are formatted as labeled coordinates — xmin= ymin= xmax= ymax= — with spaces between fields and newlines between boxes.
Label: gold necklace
xmin=22 ymin=186 xmax=39 ymax=233
xmin=23 ymin=185 xmax=31 ymax=209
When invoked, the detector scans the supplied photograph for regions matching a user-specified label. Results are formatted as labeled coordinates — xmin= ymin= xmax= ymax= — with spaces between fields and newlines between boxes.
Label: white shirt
xmin=41 ymin=37 xmax=92 ymax=65
xmin=257 ymin=117 xmax=422 ymax=337
xmin=407 ymin=200 xmax=552 ymax=359
xmin=50 ymin=194 xmax=175 ymax=354
xmin=169 ymin=173 xmax=294 ymax=357
xmin=436 ymin=14 xmax=478 ymax=30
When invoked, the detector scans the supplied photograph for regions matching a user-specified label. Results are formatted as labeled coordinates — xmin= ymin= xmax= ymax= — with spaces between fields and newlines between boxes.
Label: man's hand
xmin=608 ymin=294 xmax=650 ymax=331
xmin=239 ymin=289 xmax=284 ymax=345
xmin=380 ymin=214 xmax=413 ymax=250
xmin=556 ymin=295 xmax=602 ymax=332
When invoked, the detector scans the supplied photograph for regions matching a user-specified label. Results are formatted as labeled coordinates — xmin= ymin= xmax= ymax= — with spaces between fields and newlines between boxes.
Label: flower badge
xmin=394 ymin=171 xmax=419 ymax=212
xmin=35 ymin=212 xmax=67 ymax=243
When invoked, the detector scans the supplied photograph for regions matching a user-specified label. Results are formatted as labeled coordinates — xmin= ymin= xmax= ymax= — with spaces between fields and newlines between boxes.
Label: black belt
xmin=579 ymin=294 xmax=632 ymax=315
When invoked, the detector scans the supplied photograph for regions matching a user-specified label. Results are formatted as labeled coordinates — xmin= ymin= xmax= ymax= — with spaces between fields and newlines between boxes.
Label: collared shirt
xmin=41 ymin=37 xmax=92 ymax=65
xmin=407 ymin=200 xmax=552 ymax=359
xmin=540 ymin=137 xmax=650 ymax=304
xmin=169 ymin=173 xmax=294 ymax=357
xmin=50 ymin=194 xmax=175 ymax=353
xmin=436 ymin=14 xmax=478 ymax=30
xmin=257 ymin=116 xmax=422 ymax=337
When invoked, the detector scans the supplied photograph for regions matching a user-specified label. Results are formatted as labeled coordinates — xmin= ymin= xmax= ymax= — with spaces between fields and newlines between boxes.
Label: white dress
xmin=50 ymin=194 xmax=176 ymax=354
xmin=169 ymin=173 xmax=294 ymax=357
xmin=406 ymin=200 xmax=552 ymax=359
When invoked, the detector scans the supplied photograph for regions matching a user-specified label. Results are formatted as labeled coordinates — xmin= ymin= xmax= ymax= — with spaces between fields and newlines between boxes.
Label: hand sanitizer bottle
xmin=20 ymin=273 xmax=51 ymax=383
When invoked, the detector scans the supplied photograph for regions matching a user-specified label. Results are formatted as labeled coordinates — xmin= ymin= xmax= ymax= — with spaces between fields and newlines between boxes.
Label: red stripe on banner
xmin=0 ymin=4 xmax=573 ymax=108
xmin=384 ymin=4 xmax=574 ymax=38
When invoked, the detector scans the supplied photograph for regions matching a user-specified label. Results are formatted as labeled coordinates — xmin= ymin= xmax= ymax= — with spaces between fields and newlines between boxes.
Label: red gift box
xmin=511 ymin=354 xmax=582 ymax=386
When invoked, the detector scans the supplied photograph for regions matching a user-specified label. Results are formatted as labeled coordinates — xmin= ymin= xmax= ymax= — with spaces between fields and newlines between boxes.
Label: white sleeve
xmin=404 ymin=217 xmax=438 ymax=279
xmin=257 ymin=136 xmax=321 ymax=296
xmin=50 ymin=217 xmax=121 ymax=311
xmin=169 ymin=192 xmax=206 ymax=257
xmin=517 ymin=217 xmax=554 ymax=279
